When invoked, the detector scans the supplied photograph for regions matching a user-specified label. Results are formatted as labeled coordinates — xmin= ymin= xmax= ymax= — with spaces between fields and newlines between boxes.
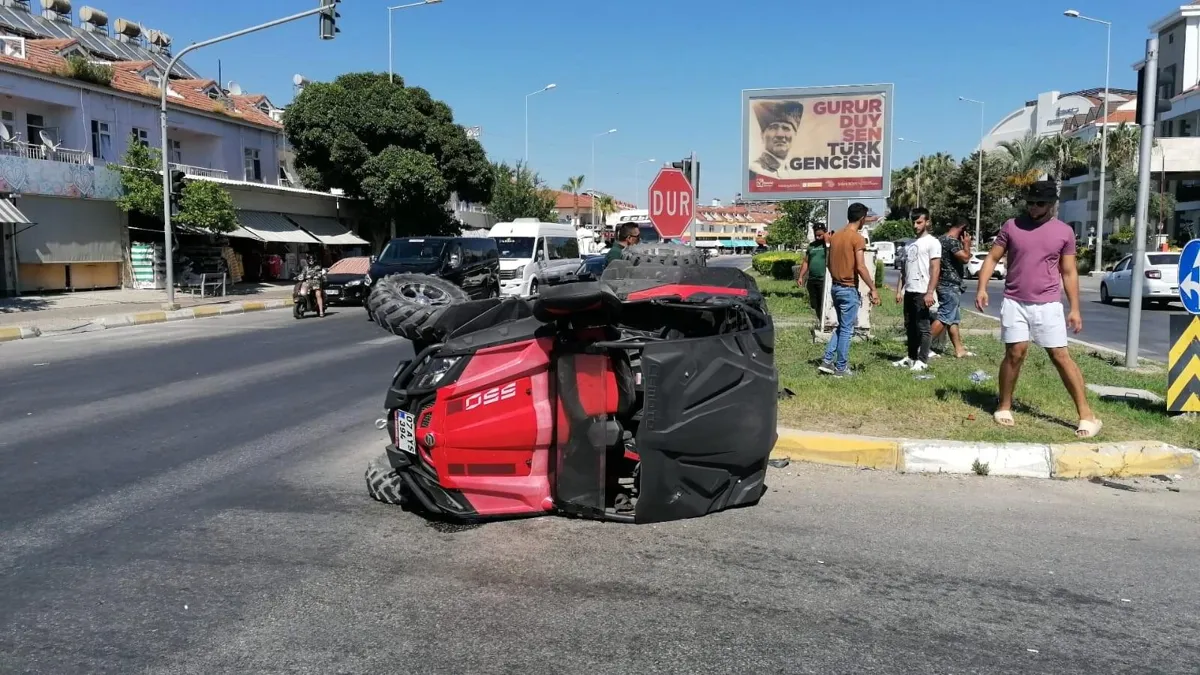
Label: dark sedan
xmin=321 ymin=257 xmax=371 ymax=305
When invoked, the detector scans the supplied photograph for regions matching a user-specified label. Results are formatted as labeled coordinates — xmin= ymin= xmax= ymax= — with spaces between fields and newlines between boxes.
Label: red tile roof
xmin=552 ymin=191 xmax=635 ymax=211
xmin=0 ymin=39 xmax=280 ymax=130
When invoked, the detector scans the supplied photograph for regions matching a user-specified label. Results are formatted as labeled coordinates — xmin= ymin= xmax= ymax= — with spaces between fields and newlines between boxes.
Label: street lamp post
xmin=524 ymin=83 xmax=557 ymax=164
xmin=1065 ymin=9 xmax=1112 ymax=275
xmin=388 ymin=0 xmax=442 ymax=85
xmin=590 ymin=128 xmax=617 ymax=226
xmin=159 ymin=3 xmax=333 ymax=309
xmin=897 ymin=137 xmax=922 ymax=207
xmin=959 ymin=97 xmax=986 ymax=246
xmin=634 ymin=158 xmax=656 ymax=208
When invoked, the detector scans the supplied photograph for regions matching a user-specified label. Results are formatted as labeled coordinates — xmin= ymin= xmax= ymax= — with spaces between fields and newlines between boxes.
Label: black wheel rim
xmin=398 ymin=282 xmax=457 ymax=307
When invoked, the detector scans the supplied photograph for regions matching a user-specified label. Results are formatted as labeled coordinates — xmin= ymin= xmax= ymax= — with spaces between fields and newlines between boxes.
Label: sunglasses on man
xmin=1026 ymin=200 xmax=1052 ymax=207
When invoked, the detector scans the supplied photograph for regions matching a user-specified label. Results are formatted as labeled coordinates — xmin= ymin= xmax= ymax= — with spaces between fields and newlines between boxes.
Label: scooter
xmin=293 ymin=278 xmax=325 ymax=319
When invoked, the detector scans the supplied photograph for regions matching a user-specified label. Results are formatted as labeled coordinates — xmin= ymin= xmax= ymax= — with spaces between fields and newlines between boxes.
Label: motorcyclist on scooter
xmin=297 ymin=253 xmax=327 ymax=317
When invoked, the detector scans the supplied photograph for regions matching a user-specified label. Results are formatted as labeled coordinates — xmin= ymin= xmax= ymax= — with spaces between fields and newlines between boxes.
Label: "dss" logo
xmin=464 ymin=382 xmax=518 ymax=411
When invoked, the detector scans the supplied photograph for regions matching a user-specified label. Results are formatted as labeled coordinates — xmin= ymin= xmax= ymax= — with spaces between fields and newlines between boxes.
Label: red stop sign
xmin=647 ymin=167 xmax=694 ymax=239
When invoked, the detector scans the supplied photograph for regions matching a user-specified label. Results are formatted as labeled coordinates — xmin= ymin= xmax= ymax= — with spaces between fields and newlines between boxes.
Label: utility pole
xmin=688 ymin=151 xmax=698 ymax=247
xmin=1124 ymin=36 xmax=1158 ymax=368
xmin=159 ymin=1 xmax=337 ymax=308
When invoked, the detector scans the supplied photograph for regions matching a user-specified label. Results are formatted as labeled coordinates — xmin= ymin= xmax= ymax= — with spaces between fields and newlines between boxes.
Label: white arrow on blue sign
xmin=1180 ymin=239 xmax=1200 ymax=315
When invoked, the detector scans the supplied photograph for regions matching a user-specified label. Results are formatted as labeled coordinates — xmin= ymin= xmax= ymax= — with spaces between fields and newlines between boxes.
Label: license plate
xmin=394 ymin=410 xmax=416 ymax=455
xmin=326 ymin=289 xmax=339 ymax=296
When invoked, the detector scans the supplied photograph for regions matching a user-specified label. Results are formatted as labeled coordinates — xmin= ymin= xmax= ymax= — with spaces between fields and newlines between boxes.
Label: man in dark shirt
xmin=930 ymin=216 xmax=973 ymax=358
xmin=605 ymin=223 xmax=640 ymax=266
xmin=795 ymin=223 xmax=828 ymax=321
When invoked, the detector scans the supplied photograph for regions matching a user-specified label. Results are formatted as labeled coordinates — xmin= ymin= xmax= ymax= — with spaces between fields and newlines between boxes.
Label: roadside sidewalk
xmin=0 ymin=284 xmax=296 ymax=342
xmin=770 ymin=427 xmax=1199 ymax=480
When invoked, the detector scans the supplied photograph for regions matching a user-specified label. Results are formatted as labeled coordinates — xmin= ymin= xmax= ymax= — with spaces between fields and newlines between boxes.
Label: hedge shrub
xmin=752 ymin=251 xmax=805 ymax=280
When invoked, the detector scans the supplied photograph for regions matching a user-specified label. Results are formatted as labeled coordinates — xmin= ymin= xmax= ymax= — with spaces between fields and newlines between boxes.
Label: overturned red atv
xmin=363 ymin=244 xmax=778 ymax=524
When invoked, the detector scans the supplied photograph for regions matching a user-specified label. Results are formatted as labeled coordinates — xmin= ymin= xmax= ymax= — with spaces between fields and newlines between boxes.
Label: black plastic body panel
xmin=633 ymin=322 xmax=778 ymax=524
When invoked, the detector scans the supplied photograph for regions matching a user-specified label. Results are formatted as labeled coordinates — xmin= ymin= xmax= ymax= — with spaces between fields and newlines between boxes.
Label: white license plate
xmin=326 ymin=289 xmax=339 ymax=296
xmin=394 ymin=410 xmax=416 ymax=455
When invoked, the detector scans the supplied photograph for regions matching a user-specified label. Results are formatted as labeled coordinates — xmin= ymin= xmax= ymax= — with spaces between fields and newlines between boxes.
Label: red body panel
xmin=626 ymin=284 xmax=750 ymax=302
xmin=422 ymin=337 xmax=556 ymax=517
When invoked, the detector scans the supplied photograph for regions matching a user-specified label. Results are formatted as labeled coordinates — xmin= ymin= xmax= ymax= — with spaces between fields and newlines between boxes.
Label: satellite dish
xmin=0 ymin=124 xmax=11 ymax=143
xmin=39 ymin=130 xmax=60 ymax=154
xmin=292 ymin=73 xmax=309 ymax=87
xmin=227 ymin=80 xmax=242 ymax=96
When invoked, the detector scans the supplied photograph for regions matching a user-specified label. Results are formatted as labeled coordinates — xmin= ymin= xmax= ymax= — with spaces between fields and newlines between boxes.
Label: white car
xmin=966 ymin=251 xmax=1006 ymax=279
xmin=1100 ymin=252 xmax=1181 ymax=307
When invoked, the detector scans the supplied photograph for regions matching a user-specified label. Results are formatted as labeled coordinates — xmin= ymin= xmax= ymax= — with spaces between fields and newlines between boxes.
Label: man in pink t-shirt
xmin=974 ymin=181 xmax=1101 ymax=438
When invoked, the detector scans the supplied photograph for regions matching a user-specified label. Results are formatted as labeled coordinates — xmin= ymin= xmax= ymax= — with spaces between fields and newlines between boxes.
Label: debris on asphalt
xmin=768 ymin=458 xmax=790 ymax=469
xmin=1090 ymin=477 xmax=1137 ymax=492
xmin=1027 ymin=648 xmax=1040 ymax=654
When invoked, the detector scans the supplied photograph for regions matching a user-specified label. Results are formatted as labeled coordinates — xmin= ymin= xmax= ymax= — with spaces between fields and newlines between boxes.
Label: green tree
xmin=946 ymin=151 xmax=1018 ymax=240
xmin=488 ymin=161 xmax=556 ymax=223
xmin=996 ymin=132 xmax=1048 ymax=188
xmin=766 ymin=199 xmax=826 ymax=248
xmin=562 ymin=175 xmax=586 ymax=226
xmin=1106 ymin=165 xmax=1176 ymax=230
xmin=113 ymin=139 xmax=238 ymax=233
xmin=281 ymin=72 xmax=492 ymax=241
xmin=596 ymin=194 xmax=616 ymax=226
xmin=869 ymin=219 xmax=914 ymax=242
xmin=1042 ymin=134 xmax=1090 ymax=192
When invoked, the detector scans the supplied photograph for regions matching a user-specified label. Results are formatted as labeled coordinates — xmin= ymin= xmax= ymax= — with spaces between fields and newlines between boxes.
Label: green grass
xmin=756 ymin=274 xmax=1194 ymax=448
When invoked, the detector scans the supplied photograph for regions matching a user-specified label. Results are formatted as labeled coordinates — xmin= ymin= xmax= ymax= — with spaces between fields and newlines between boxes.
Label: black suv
xmin=364 ymin=236 xmax=500 ymax=302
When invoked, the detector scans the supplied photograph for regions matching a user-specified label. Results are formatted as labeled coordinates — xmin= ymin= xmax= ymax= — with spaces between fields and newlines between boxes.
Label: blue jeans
xmin=822 ymin=284 xmax=861 ymax=372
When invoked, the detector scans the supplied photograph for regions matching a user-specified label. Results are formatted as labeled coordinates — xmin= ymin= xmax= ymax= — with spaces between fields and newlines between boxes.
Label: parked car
xmin=363 ymin=236 xmax=500 ymax=316
xmin=1100 ymin=252 xmax=1181 ymax=307
xmin=321 ymin=256 xmax=371 ymax=305
xmin=966 ymin=251 xmax=1007 ymax=279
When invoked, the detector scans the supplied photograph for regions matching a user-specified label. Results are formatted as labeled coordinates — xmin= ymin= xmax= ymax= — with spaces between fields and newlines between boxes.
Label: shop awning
xmin=285 ymin=214 xmax=369 ymax=246
xmin=236 ymin=210 xmax=322 ymax=244
xmin=0 ymin=198 xmax=31 ymax=224
xmin=719 ymin=240 xmax=738 ymax=248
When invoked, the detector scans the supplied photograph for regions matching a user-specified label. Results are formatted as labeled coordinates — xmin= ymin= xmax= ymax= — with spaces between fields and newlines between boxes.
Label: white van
xmin=490 ymin=219 xmax=584 ymax=297
xmin=869 ymin=240 xmax=895 ymax=266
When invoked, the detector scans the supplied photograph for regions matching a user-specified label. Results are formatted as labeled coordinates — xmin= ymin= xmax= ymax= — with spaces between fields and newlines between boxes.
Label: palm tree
xmin=561 ymin=175 xmax=585 ymax=227
xmin=596 ymin=194 xmax=616 ymax=227
xmin=1042 ymin=134 xmax=1090 ymax=192
xmin=888 ymin=164 xmax=920 ymax=212
xmin=1093 ymin=122 xmax=1140 ymax=172
xmin=997 ymin=132 xmax=1048 ymax=188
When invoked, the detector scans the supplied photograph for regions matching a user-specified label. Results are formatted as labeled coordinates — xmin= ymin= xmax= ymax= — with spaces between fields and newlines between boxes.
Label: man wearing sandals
xmin=974 ymin=181 xmax=1102 ymax=438
xmin=930 ymin=216 xmax=975 ymax=359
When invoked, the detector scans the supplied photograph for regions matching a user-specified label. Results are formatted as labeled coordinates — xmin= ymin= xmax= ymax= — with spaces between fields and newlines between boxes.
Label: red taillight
xmin=1145 ymin=269 xmax=1162 ymax=279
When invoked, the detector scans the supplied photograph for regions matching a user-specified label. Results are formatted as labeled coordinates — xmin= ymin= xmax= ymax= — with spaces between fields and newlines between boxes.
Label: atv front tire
xmin=621 ymin=243 xmax=706 ymax=267
xmin=366 ymin=274 xmax=469 ymax=339
xmin=365 ymin=455 xmax=407 ymax=506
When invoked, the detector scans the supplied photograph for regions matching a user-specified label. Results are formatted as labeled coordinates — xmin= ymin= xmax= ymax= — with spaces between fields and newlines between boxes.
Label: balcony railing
xmin=170 ymin=163 xmax=229 ymax=179
xmin=1 ymin=140 xmax=93 ymax=165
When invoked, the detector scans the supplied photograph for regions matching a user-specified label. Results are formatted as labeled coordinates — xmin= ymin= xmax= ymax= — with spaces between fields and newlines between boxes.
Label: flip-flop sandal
xmin=993 ymin=410 xmax=1015 ymax=427
xmin=1076 ymin=418 xmax=1103 ymax=438
xmin=956 ymin=351 xmax=977 ymax=358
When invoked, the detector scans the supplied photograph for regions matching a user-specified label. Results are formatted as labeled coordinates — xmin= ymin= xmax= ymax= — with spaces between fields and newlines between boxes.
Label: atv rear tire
xmin=365 ymin=455 xmax=407 ymax=506
xmin=366 ymin=274 xmax=469 ymax=339
xmin=621 ymin=243 xmax=706 ymax=267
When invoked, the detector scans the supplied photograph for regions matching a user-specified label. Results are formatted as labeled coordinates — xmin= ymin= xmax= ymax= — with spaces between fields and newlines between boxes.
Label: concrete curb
xmin=0 ymin=298 xmax=294 ymax=342
xmin=769 ymin=427 xmax=1199 ymax=479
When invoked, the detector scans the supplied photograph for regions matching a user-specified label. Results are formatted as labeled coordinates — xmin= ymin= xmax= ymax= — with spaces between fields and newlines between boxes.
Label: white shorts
xmin=1000 ymin=297 xmax=1068 ymax=349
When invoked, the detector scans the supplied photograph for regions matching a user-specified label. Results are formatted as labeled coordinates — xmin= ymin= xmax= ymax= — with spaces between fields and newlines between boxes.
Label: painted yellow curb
xmin=131 ymin=311 xmax=168 ymax=325
xmin=0 ymin=326 xmax=26 ymax=342
xmin=771 ymin=432 xmax=902 ymax=471
xmin=242 ymin=301 xmax=267 ymax=312
xmin=192 ymin=306 xmax=223 ymax=318
xmin=1051 ymin=442 xmax=1198 ymax=478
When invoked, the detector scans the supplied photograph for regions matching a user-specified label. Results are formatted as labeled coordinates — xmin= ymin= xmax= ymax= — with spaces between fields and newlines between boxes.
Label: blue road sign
xmin=1181 ymin=239 xmax=1200 ymax=315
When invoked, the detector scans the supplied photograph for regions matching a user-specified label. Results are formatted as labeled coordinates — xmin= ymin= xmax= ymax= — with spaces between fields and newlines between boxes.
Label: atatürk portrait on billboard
xmin=749 ymin=100 xmax=804 ymax=178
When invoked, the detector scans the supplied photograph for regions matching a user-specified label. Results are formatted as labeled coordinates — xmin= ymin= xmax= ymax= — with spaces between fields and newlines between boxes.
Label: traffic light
xmin=1135 ymin=61 xmax=1172 ymax=127
xmin=671 ymin=157 xmax=700 ymax=194
xmin=169 ymin=170 xmax=185 ymax=208
xmin=319 ymin=0 xmax=340 ymax=40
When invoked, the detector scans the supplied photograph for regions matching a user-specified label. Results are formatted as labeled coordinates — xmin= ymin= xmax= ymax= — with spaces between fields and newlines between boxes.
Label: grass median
xmin=758 ymin=275 xmax=1194 ymax=448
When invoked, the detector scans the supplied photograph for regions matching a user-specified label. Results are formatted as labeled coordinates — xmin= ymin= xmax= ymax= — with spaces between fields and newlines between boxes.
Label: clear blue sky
xmin=104 ymin=0 xmax=1159 ymax=207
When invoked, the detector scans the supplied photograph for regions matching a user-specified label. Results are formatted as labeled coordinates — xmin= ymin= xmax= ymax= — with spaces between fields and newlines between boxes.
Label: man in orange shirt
xmin=818 ymin=203 xmax=882 ymax=377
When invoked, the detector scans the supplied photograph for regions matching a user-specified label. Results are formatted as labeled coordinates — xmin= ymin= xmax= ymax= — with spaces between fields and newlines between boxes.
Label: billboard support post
xmin=740 ymin=83 xmax=894 ymax=203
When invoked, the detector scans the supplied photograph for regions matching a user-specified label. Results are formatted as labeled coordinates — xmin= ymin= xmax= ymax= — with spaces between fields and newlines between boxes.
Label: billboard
xmin=741 ymin=83 xmax=894 ymax=201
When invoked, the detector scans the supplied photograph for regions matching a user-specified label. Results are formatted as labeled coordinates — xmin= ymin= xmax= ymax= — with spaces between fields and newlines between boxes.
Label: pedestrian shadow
xmin=0 ymin=297 xmax=52 ymax=313
xmin=936 ymin=386 xmax=1077 ymax=431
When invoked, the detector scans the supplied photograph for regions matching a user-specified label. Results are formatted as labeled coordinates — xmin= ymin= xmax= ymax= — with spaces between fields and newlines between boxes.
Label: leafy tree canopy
xmin=282 ymin=72 xmax=492 ymax=237
xmin=488 ymin=161 xmax=557 ymax=223
xmin=114 ymin=140 xmax=238 ymax=233
xmin=766 ymin=199 xmax=826 ymax=248
xmin=869 ymin=219 xmax=914 ymax=243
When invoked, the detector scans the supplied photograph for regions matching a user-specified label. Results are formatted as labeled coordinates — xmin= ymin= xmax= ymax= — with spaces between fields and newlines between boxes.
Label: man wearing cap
xmin=975 ymin=180 xmax=1102 ymax=438
xmin=750 ymin=100 xmax=804 ymax=178
xmin=795 ymin=222 xmax=828 ymax=321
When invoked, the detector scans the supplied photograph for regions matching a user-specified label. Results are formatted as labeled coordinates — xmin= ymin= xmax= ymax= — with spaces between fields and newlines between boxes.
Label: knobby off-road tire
xmin=365 ymin=455 xmax=407 ymax=506
xmin=366 ymin=274 xmax=470 ymax=340
xmin=621 ymin=242 xmax=707 ymax=267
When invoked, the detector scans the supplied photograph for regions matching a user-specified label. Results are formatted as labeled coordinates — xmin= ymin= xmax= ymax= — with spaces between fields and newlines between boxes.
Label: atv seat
xmin=532 ymin=281 xmax=621 ymax=325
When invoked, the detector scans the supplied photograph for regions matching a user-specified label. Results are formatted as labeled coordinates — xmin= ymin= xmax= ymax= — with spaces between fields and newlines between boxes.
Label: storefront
xmin=8 ymin=195 xmax=126 ymax=293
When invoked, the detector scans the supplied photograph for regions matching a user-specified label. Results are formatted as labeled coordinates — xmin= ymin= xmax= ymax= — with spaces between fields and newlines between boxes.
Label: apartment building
xmin=0 ymin=0 xmax=364 ymax=296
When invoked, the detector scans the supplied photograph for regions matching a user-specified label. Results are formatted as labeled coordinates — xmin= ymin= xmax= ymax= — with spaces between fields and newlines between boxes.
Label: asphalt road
xmin=708 ymin=253 xmax=752 ymax=269
xmin=882 ymin=268 xmax=1187 ymax=360
xmin=2 ymin=307 xmax=1198 ymax=673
